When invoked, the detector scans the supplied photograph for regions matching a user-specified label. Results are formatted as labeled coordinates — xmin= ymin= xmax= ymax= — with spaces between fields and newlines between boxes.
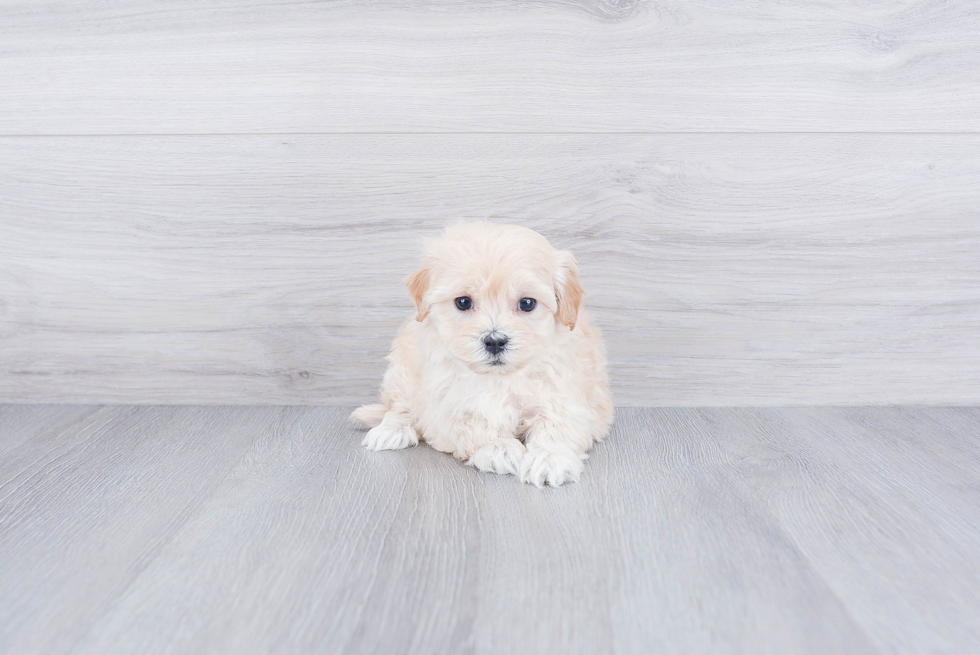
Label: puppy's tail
xmin=350 ymin=403 xmax=388 ymax=428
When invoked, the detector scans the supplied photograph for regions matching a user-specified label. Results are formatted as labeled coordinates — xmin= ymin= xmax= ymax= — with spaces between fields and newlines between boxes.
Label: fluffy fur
xmin=351 ymin=222 xmax=613 ymax=487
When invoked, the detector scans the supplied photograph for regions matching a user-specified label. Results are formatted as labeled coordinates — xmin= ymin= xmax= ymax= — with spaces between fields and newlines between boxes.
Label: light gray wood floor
xmin=1 ymin=405 xmax=978 ymax=654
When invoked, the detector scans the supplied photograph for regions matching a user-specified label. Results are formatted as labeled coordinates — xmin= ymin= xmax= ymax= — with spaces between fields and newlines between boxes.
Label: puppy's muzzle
xmin=483 ymin=333 xmax=509 ymax=357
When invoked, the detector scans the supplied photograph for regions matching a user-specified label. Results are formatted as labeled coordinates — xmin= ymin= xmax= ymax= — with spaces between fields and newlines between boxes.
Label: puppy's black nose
xmin=483 ymin=335 xmax=508 ymax=356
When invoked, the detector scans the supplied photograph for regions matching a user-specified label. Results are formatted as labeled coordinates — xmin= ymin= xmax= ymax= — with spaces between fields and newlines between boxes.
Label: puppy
xmin=351 ymin=222 xmax=613 ymax=487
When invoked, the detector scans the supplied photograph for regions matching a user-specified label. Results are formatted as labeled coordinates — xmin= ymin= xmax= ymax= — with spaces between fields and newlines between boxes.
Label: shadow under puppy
xmin=352 ymin=222 xmax=613 ymax=487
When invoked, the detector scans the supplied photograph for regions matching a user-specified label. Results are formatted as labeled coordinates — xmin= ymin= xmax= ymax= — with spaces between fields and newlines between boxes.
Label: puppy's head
xmin=406 ymin=222 xmax=584 ymax=374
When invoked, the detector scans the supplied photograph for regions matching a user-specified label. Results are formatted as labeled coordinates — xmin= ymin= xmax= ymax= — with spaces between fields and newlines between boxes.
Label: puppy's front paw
xmin=363 ymin=423 xmax=418 ymax=451
xmin=520 ymin=444 xmax=586 ymax=488
xmin=467 ymin=438 xmax=526 ymax=476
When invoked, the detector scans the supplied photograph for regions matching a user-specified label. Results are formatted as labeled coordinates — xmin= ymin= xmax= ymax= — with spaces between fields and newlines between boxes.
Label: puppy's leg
xmin=520 ymin=411 xmax=593 ymax=488
xmin=467 ymin=437 xmax=526 ymax=477
xmin=350 ymin=403 xmax=387 ymax=428
xmin=433 ymin=414 xmax=525 ymax=476
xmin=361 ymin=323 xmax=421 ymax=451
xmin=363 ymin=404 xmax=419 ymax=451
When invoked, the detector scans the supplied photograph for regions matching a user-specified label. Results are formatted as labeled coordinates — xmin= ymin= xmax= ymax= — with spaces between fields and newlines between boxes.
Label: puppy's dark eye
xmin=519 ymin=297 xmax=536 ymax=312
xmin=455 ymin=296 xmax=473 ymax=311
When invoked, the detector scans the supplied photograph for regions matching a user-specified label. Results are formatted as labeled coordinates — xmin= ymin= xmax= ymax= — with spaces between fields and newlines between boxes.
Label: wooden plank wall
xmin=1 ymin=1 xmax=978 ymax=405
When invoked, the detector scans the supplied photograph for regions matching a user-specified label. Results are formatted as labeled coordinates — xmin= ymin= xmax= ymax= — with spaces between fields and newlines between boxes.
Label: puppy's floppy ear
xmin=554 ymin=250 xmax=584 ymax=330
xmin=405 ymin=262 xmax=431 ymax=322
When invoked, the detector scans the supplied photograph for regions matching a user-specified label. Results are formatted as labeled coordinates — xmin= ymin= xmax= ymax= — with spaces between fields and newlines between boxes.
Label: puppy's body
xmin=352 ymin=223 xmax=613 ymax=487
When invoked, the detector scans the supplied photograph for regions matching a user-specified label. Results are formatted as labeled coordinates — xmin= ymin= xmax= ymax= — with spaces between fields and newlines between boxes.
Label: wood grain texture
xmin=2 ymin=405 xmax=979 ymax=654
xmin=703 ymin=407 xmax=980 ymax=652
xmin=2 ymin=134 xmax=978 ymax=405
xmin=1 ymin=1 xmax=979 ymax=134
xmin=0 ymin=406 xmax=279 ymax=655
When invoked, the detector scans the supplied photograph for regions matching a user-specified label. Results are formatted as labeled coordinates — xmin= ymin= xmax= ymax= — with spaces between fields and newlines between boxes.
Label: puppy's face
xmin=407 ymin=223 xmax=583 ymax=374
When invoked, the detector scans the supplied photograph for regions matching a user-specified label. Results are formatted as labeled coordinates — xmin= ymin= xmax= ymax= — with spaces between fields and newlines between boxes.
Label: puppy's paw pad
xmin=520 ymin=445 xmax=586 ymax=488
xmin=467 ymin=438 xmax=526 ymax=476
xmin=362 ymin=424 xmax=418 ymax=451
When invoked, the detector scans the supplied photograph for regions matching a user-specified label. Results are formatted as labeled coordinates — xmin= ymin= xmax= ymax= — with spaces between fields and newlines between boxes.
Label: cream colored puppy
xmin=351 ymin=223 xmax=613 ymax=487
